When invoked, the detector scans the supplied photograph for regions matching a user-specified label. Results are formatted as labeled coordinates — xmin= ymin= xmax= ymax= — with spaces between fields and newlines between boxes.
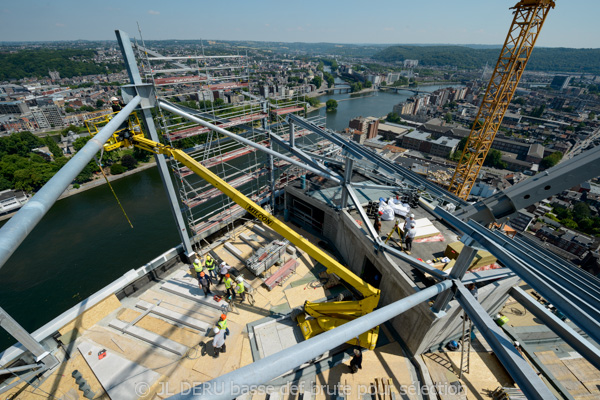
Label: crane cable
xmin=94 ymin=154 xmax=134 ymax=229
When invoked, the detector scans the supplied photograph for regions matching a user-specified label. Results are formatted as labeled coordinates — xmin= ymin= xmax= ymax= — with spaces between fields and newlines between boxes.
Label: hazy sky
xmin=1 ymin=0 xmax=598 ymax=48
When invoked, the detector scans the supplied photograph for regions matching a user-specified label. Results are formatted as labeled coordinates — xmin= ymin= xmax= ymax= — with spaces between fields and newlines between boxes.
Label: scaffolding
xmin=131 ymin=38 xmax=329 ymax=242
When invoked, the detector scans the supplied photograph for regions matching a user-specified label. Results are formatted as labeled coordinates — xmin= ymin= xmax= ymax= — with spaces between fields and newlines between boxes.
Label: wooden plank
xmin=284 ymin=283 xmax=328 ymax=309
xmin=135 ymin=300 xmax=211 ymax=332
xmin=563 ymin=357 xmax=600 ymax=394
xmin=108 ymin=319 xmax=188 ymax=356
xmin=78 ymin=340 xmax=160 ymax=400
xmin=535 ymin=351 xmax=591 ymax=395
xmin=58 ymin=294 xmax=121 ymax=335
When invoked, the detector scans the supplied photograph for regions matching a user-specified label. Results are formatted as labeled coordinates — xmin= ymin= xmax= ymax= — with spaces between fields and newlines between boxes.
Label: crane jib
xmin=246 ymin=204 xmax=273 ymax=225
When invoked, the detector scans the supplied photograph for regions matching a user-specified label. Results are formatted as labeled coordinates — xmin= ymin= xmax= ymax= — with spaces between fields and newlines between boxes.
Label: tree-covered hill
xmin=373 ymin=45 xmax=600 ymax=74
xmin=0 ymin=49 xmax=123 ymax=81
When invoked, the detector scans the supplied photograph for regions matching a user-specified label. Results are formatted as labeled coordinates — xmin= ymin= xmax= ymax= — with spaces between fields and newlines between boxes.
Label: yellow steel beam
xmin=133 ymin=136 xmax=381 ymax=315
xmin=448 ymin=0 xmax=554 ymax=200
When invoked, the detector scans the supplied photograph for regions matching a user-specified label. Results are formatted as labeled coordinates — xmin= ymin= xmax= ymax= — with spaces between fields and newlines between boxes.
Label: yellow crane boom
xmin=107 ymin=134 xmax=381 ymax=349
xmin=448 ymin=0 xmax=555 ymax=200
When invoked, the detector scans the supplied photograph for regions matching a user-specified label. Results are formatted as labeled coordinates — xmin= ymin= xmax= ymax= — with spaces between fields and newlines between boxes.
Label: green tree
xmin=573 ymin=202 xmax=591 ymax=221
xmin=79 ymin=105 xmax=95 ymax=112
xmin=110 ymin=163 xmax=126 ymax=175
xmin=512 ymin=97 xmax=526 ymax=106
xmin=326 ymin=99 xmax=338 ymax=112
xmin=350 ymin=82 xmax=363 ymax=93
xmin=484 ymin=149 xmax=507 ymax=169
xmin=133 ymin=146 xmax=151 ymax=163
xmin=213 ymin=98 xmax=225 ymax=107
xmin=589 ymin=111 xmax=596 ymax=120
xmin=74 ymin=162 xmax=96 ymax=184
xmin=61 ymin=124 xmax=80 ymax=136
xmin=316 ymin=61 xmax=324 ymax=72
xmin=64 ymin=107 xmax=75 ymax=113
xmin=44 ymin=137 xmax=63 ymax=158
xmin=364 ymin=80 xmax=372 ymax=88
xmin=121 ymin=154 xmax=137 ymax=170
xmin=540 ymin=151 xmax=563 ymax=169
xmin=73 ymin=136 xmax=91 ymax=152
xmin=562 ymin=219 xmax=579 ymax=230
xmin=96 ymin=99 xmax=105 ymax=109
xmin=444 ymin=113 xmax=453 ymax=123
xmin=386 ymin=112 xmax=401 ymax=123
xmin=330 ymin=60 xmax=339 ymax=70
xmin=380 ymin=81 xmax=387 ymax=86
xmin=311 ymin=76 xmax=323 ymax=88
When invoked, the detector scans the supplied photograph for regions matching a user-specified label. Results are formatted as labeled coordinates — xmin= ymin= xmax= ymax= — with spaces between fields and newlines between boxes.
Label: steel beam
xmin=116 ymin=30 xmax=195 ymax=257
xmin=454 ymin=144 xmax=600 ymax=224
xmin=340 ymin=158 xmax=354 ymax=209
xmin=166 ymin=280 xmax=453 ymax=400
xmin=159 ymin=101 xmax=342 ymax=184
xmin=269 ymin=134 xmax=342 ymax=180
xmin=345 ymin=184 xmax=382 ymax=245
xmin=0 ymin=96 xmax=141 ymax=270
xmin=510 ymin=286 xmax=600 ymax=371
xmin=455 ymin=282 xmax=557 ymax=400
xmin=434 ymin=206 xmax=600 ymax=344
xmin=431 ymin=245 xmax=477 ymax=313
xmin=380 ymin=243 xmax=449 ymax=281
xmin=461 ymin=268 xmax=515 ymax=284
xmin=0 ymin=307 xmax=57 ymax=370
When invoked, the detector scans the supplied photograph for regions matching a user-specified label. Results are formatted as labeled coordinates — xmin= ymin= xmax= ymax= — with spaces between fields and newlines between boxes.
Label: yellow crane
xmin=448 ymin=0 xmax=555 ymax=200
xmin=90 ymin=127 xmax=381 ymax=349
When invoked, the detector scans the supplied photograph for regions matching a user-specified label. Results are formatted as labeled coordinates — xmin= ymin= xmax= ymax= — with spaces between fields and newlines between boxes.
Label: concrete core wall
xmin=285 ymin=186 xmax=518 ymax=355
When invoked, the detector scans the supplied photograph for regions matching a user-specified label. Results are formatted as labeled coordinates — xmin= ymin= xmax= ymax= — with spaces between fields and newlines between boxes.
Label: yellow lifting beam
xmin=448 ymin=0 xmax=555 ymax=200
xmin=112 ymin=134 xmax=381 ymax=349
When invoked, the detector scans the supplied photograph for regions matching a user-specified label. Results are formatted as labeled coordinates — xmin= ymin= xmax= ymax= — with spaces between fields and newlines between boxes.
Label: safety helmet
xmin=220 ymin=314 xmax=227 ymax=320
xmin=378 ymin=211 xmax=383 ymax=215
xmin=220 ymin=261 xmax=226 ymax=266
xmin=409 ymin=213 xmax=414 ymax=218
xmin=236 ymin=276 xmax=244 ymax=282
xmin=195 ymin=258 xmax=200 ymax=264
xmin=110 ymin=96 xmax=118 ymax=102
xmin=200 ymin=272 xmax=205 ymax=277
xmin=213 ymin=327 xmax=220 ymax=334
xmin=225 ymin=273 xmax=230 ymax=278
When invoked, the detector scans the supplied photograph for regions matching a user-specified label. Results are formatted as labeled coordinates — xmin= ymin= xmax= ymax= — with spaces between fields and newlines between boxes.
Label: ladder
xmin=459 ymin=311 xmax=472 ymax=379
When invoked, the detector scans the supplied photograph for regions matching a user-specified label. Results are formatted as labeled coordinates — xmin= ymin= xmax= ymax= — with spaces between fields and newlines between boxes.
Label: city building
xmin=0 ymin=100 xmax=30 ymax=115
xmin=550 ymin=75 xmax=571 ymax=91
xmin=0 ymin=189 xmax=28 ymax=215
xmin=349 ymin=116 xmax=379 ymax=140
xmin=401 ymin=130 xmax=460 ymax=158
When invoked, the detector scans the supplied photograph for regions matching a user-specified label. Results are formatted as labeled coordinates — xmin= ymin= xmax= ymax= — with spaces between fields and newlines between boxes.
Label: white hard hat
xmin=110 ymin=96 xmax=118 ymax=102
xmin=410 ymin=214 xmax=414 ymax=218
xmin=213 ymin=327 xmax=220 ymax=334
xmin=195 ymin=258 xmax=200 ymax=264
xmin=236 ymin=276 xmax=244 ymax=282
xmin=220 ymin=261 xmax=226 ymax=266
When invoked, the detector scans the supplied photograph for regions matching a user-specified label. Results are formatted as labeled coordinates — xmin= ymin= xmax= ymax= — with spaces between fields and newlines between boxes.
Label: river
xmin=0 ymin=82 xmax=459 ymax=351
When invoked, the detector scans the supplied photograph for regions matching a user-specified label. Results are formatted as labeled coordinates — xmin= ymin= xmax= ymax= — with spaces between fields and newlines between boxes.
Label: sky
xmin=1 ymin=0 xmax=598 ymax=48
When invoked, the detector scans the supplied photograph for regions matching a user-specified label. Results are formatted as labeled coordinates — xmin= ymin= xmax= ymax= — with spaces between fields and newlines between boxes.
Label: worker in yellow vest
xmin=192 ymin=257 xmax=203 ymax=281
xmin=216 ymin=314 xmax=230 ymax=339
xmin=223 ymin=274 xmax=234 ymax=298
xmin=234 ymin=276 xmax=246 ymax=302
xmin=204 ymin=255 xmax=216 ymax=281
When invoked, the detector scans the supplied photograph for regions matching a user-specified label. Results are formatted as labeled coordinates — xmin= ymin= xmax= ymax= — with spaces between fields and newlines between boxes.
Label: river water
xmin=0 ymin=83 xmax=456 ymax=351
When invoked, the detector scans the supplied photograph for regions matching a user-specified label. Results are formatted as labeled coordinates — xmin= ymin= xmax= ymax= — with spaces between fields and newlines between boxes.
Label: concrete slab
xmin=78 ymin=340 xmax=160 ymax=400
xmin=225 ymin=242 xmax=245 ymax=261
xmin=160 ymin=280 xmax=229 ymax=312
xmin=240 ymin=233 xmax=261 ymax=249
xmin=135 ymin=300 xmax=211 ymax=332
xmin=108 ymin=319 xmax=188 ymax=356
xmin=253 ymin=317 xmax=304 ymax=359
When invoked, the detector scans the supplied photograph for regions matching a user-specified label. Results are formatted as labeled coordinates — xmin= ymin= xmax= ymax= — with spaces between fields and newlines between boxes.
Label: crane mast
xmin=448 ymin=0 xmax=555 ymax=200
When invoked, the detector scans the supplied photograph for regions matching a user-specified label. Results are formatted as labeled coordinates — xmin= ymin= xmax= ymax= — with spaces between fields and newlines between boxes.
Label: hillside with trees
xmin=373 ymin=46 xmax=600 ymax=74
xmin=0 ymin=49 xmax=123 ymax=80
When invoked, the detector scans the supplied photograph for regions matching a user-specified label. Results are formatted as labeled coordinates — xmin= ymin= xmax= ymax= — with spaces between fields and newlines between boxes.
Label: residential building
xmin=0 ymin=100 xmax=30 ymax=115
xmin=0 ymin=189 xmax=28 ymax=215
xmin=401 ymin=131 xmax=459 ymax=158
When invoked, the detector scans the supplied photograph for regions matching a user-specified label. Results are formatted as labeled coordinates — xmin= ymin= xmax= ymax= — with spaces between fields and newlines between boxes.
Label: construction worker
xmin=373 ymin=214 xmax=382 ymax=236
xmin=110 ymin=96 xmax=124 ymax=112
xmin=205 ymin=255 xmax=217 ymax=280
xmin=404 ymin=222 xmax=417 ymax=254
xmin=403 ymin=213 xmax=415 ymax=236
xmin=192 ymin=257 xmax=203 ymax=281
xmin=223 ymin=274 xmax=234 ymax=298
xmin=349 ymin=348 xmax=363 ymax=374
xmin=217 ymin=314 xmax=229 ymax=338
xmin=234 ymin=276 xmax=246 ymax=303
xmin=212 ymin=327 xmax=226 ymax=358
xmin=218 ymin=262 xmax=231 ymax=285
xmin=199 ymin=272 xmax=212 ymax=298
